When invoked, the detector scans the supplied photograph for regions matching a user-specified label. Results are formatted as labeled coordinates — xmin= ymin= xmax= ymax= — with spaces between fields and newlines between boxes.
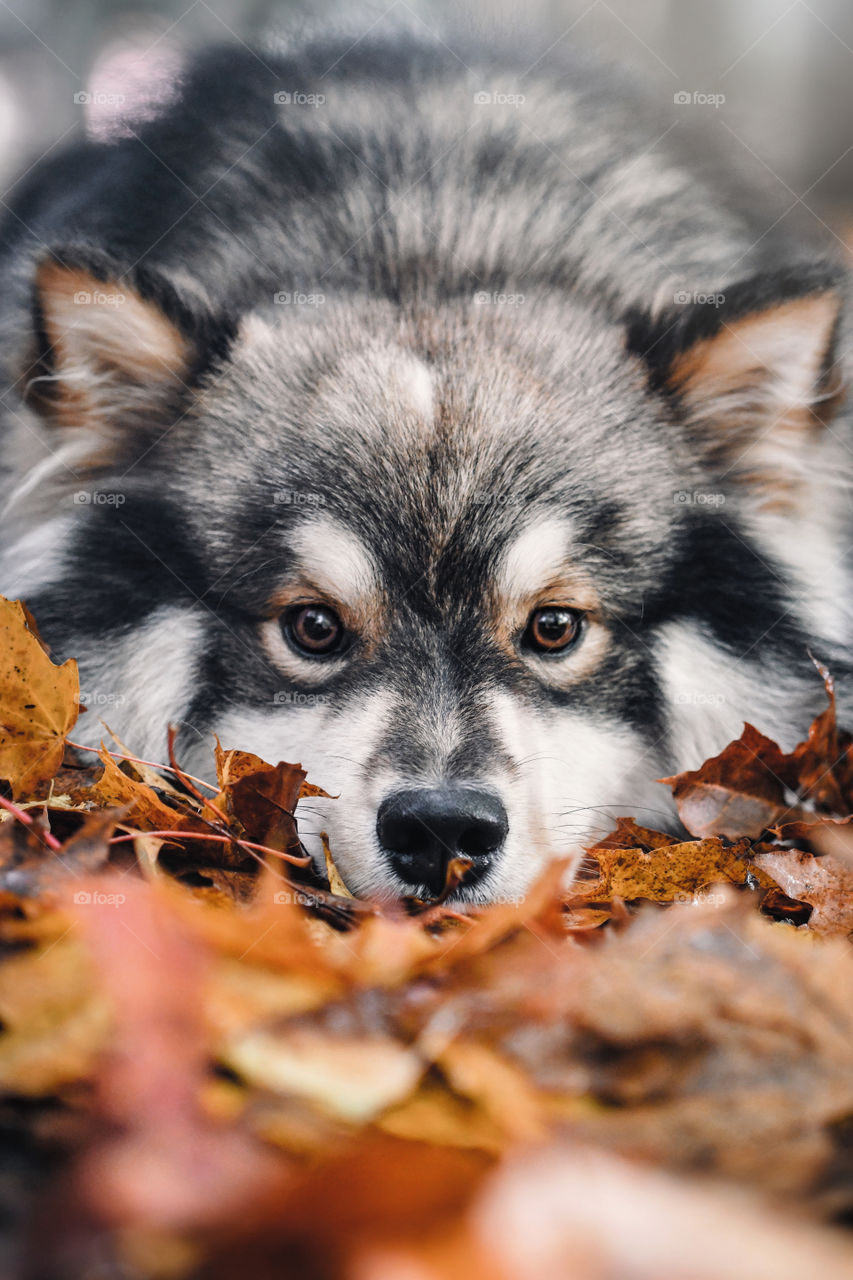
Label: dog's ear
xmin=27 ymin=251 xmax=217 ymax=438
xmin=627 ymin=267 xmax=845 ymax=503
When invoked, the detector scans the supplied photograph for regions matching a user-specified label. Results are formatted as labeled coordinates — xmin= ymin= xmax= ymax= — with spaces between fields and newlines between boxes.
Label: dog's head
xmin=2 ymin=254 xmax=849 ymax=900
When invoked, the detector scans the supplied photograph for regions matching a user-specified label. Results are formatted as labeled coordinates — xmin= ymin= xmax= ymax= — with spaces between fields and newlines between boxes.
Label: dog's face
xmin=2 ymin=259 xmax=848 ymax=901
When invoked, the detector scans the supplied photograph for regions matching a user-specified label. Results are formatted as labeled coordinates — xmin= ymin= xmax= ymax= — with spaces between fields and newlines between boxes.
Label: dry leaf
xmin=0 ymin=597 xmax=81 ymax=797
xmin=660 ymin=724 xmax=794 ymax=838
xmin=752 ymin=845 xmax=853 ymax=936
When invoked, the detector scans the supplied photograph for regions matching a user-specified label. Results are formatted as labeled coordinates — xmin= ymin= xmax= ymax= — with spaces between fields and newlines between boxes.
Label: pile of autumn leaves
xmin=2 ymin=595 xmax=853 ymax=1280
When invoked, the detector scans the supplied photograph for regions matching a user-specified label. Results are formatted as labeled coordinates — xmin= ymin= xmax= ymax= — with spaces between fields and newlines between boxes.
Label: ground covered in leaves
xmin=2 ymin=594 xmax=853 ymax=1279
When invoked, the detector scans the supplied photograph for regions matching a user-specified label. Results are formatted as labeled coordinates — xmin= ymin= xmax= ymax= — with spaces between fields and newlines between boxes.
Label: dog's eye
xmin=283 ymin=603 xmax=346 ymax=657
xmin=523 ymin=606 xmax=584 ymax=654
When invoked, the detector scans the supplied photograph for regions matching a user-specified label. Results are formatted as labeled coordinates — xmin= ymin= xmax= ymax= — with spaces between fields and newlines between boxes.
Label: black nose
xmin=376 ymin=786 xmax=508 ymax=897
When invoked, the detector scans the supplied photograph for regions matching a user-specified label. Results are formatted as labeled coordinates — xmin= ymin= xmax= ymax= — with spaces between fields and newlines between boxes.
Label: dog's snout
xmin=377 ymin=786 xmax=508 ymax=896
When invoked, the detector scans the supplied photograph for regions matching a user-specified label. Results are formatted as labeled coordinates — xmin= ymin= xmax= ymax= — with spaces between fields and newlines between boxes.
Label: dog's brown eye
xmin=524 ymin=607 xmax=583 ymax=654
xmin=284 ymin=604 xmax=345 ymax=656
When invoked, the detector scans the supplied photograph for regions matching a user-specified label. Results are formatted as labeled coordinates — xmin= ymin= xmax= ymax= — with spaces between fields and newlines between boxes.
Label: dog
xmin=0 ymin=23 xmax=851 ymax=902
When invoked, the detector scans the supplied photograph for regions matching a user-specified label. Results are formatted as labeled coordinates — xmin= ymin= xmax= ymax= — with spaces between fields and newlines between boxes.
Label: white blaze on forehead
xmin=393 ymin=355 xmax=434 ymax=420
xmin=497 ymin=516 xmax=575 ymax=601
xmin=288 ymin=520 xmax=378 ymax=603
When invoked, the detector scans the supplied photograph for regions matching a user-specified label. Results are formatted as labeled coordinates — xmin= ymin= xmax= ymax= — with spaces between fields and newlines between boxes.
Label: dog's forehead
xmin=188 ymin=302 xmax=679 ymax=603
xmin=285 ymin=510 xmax=584 ymax=611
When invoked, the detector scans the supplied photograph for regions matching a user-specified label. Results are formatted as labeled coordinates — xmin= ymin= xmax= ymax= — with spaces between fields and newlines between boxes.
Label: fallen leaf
xmin=0 ymin=597 xmax=81 ymax=797
xmin=568 ymin=835 xmax=772 ymax=905
xmin=660 ymin=724 xmax=795 ymax=838
xmin=790 ymin=661 xmax=853 ymax=812
xmin=752 ymin=845 xmax=853 ymax=936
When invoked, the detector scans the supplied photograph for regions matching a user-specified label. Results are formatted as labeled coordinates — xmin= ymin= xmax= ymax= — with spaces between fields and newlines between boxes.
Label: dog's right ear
xmin=625 ymin=265 xmax=846 ymax=509
xmin=26 ymin=251 xmax=227 ymax=441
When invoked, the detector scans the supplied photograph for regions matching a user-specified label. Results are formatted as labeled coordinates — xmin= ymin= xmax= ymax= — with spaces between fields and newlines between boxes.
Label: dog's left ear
xmin=30 ymin=254 xmax=196 ymax=434
xmin=627 ymin=268 xmax=845 ymax=495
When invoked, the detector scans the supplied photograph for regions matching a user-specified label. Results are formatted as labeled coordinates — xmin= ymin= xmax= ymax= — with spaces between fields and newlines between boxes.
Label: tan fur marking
xmin=670 ymin=293 xmax=840 ymax=429
xmin=33 ymin=261 xmax=192 ymax=429
xmin=668 ymin=291 xmax=843 ymax=515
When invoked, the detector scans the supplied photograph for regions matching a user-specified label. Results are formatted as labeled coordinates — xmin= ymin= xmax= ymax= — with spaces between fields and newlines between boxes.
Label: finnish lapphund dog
xmin=1 ymin=24 xmax=850 ymax=901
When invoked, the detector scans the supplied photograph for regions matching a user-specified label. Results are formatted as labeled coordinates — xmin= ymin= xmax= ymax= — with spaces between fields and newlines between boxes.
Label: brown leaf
xmin=0 ymin=930 xmax=108 ymax=1093
xmin=0 ymin=806 xmax=116 ymax=899
xmin=569 ymin=836 xmax=771 ymax=905
xmin=752 ymin=845 xmax=853 ymax=936
xmin=660 ymin=723 xmax=795 ymax=838
xmin=591 ymin=817 xmax=679 ymax=852
xmin=0 ymin=596 xmax=81 ymax=797
xmin=88 ymin=748 xmax=190 ymax=835
xmin=70 ymin=878 xmax=287 ymax=1231
xmin=790 ymin=661 xmax=853 ymax=812
xmin=214 ymin=744 xmax=308 ymax=857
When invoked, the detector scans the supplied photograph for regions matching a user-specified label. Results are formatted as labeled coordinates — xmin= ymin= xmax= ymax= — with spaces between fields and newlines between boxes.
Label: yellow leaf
xmin=225 ymin=1027 xmax=424 ymax=1123
xmin=0 ymin=597 xmax=80 ymax=797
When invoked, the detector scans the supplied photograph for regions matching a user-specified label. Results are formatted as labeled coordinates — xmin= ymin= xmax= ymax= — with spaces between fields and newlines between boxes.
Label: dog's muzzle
xmin=376 ymin=785 xmax=508 ymax=897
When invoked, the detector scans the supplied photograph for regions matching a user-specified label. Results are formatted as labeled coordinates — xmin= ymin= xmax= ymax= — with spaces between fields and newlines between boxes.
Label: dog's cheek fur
xmin=483 ymin=691 xmax=673 ymax=899
xmin=654 ymin=620 xmax=817 ymax=770
xmin=64 ymin=605 xmax=207 ymax=764
xmin=3 ymin=30 xmax=853 ymax=903
xmin=202 ymin=692 xmax=401 ymax=899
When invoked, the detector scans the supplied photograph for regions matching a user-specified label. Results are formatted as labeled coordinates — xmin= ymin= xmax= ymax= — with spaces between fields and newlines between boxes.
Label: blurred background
xmin=0 ymin=0 xmax=852 ymax=231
